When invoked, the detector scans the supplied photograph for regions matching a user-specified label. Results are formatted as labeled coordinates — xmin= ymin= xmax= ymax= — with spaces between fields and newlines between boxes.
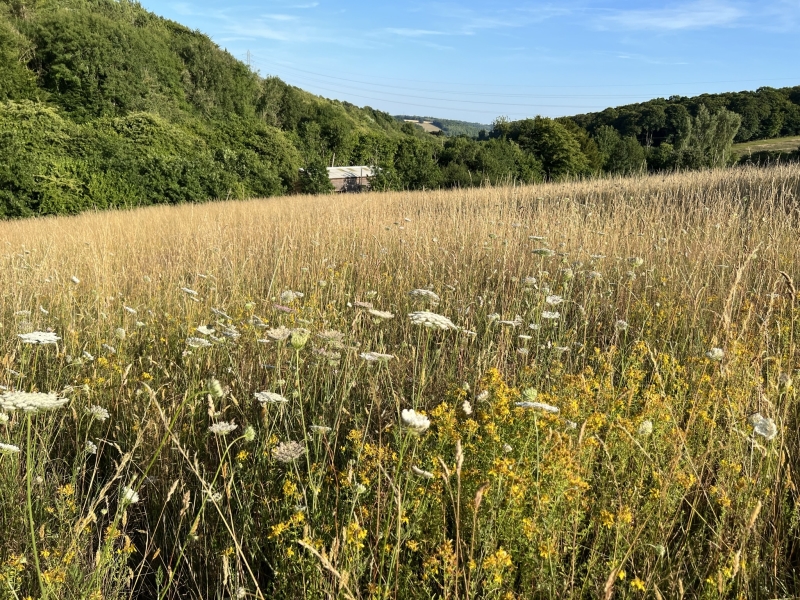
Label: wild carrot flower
xmin=615 ymin=320 xmax=629 ymax=332
xmin=186 ymin=337 xmax=212 ymax=348
xmin=85 ymin=440 xmax=98 ymax=454
xmin=18 ymin=331 xmax=60 ymax=345
xmin=243 ymin=426 xmax=256 ymax=442
xmin=628 ymin=257 xmax=644 ymax=268
xmin=266 ymin=326 xmax=292 ymax=341
xmin=208 ymin=378 xmax=225 ymax=398
xmin=587 ymin=271 xmax=602 ymax=280
xmin=255 ymin=391 xmax=289 ymax=404
xmin=541 ymin=311 xmax=560 ymax=320
xmin=87 ymin=405 xmax=110 ymax=422
xmin=409 ymin=311 xmax=458 ymax=330
xmin=310 ymin=425 xmax=332 ymax=434
xmin=209 ymin=421 xmax=238 ymax=436
xmin=462 ymin=400 xmax=473 ymax=416
xmin=0 ymin=443 xmax=20 ymax=454
xmin=0 ymin=391 xmax=68 ymax=413
xmin=181 ymin=287 xmax=198 ymax=296
xmin=476 ymin=390 xmax=489 ymax=402
xmin=532 ymin=248 xmax=555 ymax=256
xmin=360 ymin=352 xmax=394 ymax=362
xmin=748 ymin=413 xmax=777 ymax=440
xmin=412 ymin=466 xmax=434 ymax=479
xmin=124 ymin=306 xmax=137 ymax=314
xmin=115 ymin=328 xmax=126 ymax=341
xmin=280 ymin=290 xmax=304 ymax=303
xmin=498 ymin=316 xmax=523 ymax=327
xmin=368 ymin=309 xmax=394 ymax=320
xmin=401 ymin=409 xmax=431 ymax=434
xmin=197 ymin=325 xmax=215 ymax=335
xmin=273 ymin=440 xmax=306 ymax=463
xmin=545 ymin=295 xmax=563 ymax=305
xmin=121 ymin=487 xmax=139 ymax=505
xmin=705 ymin=347 xmax=725 ymax=361
xmin=638 ymin=420 xmax=653 ymax=435
xmin=515 ymin=401 xmax=559 ymax=414
xmin=290 ymin=328 xmax=310 ymax=350
xmin=409 ymin=289 xmax=440 ymax=303
xmin=0 ymin=413 xmax=8 ymax=424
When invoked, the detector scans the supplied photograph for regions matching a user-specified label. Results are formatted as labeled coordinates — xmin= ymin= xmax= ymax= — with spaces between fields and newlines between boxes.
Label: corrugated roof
xmin=327 ymin=166 xmax=374 ymax=179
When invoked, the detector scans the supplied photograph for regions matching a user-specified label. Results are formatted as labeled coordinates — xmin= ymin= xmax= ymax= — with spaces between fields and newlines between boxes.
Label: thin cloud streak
xmin=601 ymin=1 xmax=745 ymax=31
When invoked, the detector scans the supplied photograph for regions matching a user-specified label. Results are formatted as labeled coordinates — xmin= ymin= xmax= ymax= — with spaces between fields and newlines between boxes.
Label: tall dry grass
xmin=0 ymin=164 xmax=799 ymax=599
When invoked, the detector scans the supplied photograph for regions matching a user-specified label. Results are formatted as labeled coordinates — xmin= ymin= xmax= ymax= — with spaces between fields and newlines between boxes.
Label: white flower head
xmin=411 ymin=465 xmax=434 ymax=479
xmin=401 ymin=408 xmax=431 ymax=434
xmin=462 ymin=400 xmax=473 ymax=416
xmin=0 ymin=391 xmax=68 ymax=413
xmin=615 ymin=320 xmax=629 ymax=332
xmin=243 ymin=425 xmax=256 ymax=442
xmin=368 ymin=309 xmax=395 ymax=320
xmin=280 ymin=290 xmax=303 ymax=304
xmin=532 ymin=248 xmax=555 ymax=257
xmin=638 ymin=420 xmax=653 ymax=436
xmin=409 ymin=311 xmax=458 ymax=331
xmin=705 ymin=347 xmax=725 ymax=361
xmin=255 ymin=391 xmax=289 ymax=404
xmin=87 ymin=405 xmax=110 ymax=422
xmin=122 ymin=486 xmax=140 ymax=505
xmin=124 ymin=305 xmax=137 ymax=314
xmin=310 ymin=424 xmax=332 ymax=434
xmin=209 ymin=421 xmax=238 ymax=436
xmin=0 ymin=412 xmax=8 ymax=424
xmin=114 ymin=327 xmax=126 ymax=341
xmin=0 ymin=442 xmax=20 ymax=454
xmin=748 ymin=413 xmax=777 ymax=441
xmin=360 ymin=351 xmax=394 ymax=362
xmin=18 ymin=331 xmax=60 ymax=345
xmin=541 ymin=311 xmax=560 ymax=321
xmin=70 ymin=276 xmax=80 ymax=285
xmin=409 ymin=289 xmax=440 ymax=303
xmin=272 ymin=440 xmax=306 ymax=463
xmin=545 ymin=295 xmax=563 ymax=306
xmin=197 ymin=325 xmax=215 ymax=336
xmin=85 ymin=440 xmax=98 ymax=455
xmin=186 ymin=337 xmax=212 ymax=348
xmin=476 ymin=390 xmax=489 ymax=402
xmin=266 ymin=326 xmax=292 ymax=341
xmin=515 ymin=401 xmax=559 ymax=414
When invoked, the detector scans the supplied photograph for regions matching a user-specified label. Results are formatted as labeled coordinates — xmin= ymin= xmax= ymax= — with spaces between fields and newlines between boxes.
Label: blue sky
xmin=139 ymin=0 xmax=800 ymax=124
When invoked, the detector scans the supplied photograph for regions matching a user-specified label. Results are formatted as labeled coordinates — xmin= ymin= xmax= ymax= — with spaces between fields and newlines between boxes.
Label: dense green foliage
xmin=0 ymin=0 xmax=798 ymax=217
xmin=395 ymin=115 xmax=492 ymax=138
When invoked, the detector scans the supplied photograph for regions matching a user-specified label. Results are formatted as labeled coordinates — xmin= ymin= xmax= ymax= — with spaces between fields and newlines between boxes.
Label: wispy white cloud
xmin=260 ymin=14 xmax=297 ymax=21
xmin=601 ymin=1 xmax=745 ymax=31
xmin=385 ymin=28 xmax=447 ymax=37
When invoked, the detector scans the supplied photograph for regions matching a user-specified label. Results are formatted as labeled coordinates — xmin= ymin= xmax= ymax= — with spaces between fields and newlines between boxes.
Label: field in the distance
xmin=1 ymin=166 xmax=799 ymax=599
xmin=732 ymin=135 xmax=800 ymax=157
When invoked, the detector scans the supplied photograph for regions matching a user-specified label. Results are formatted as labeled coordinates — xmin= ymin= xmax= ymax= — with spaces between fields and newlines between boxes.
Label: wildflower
xmin=136 ymin=321 xmax=146 ymax=327
xmin=360 ymin=351 xmax=394 ymax=362
xmin=498 ymin=316 xmax=524 ymax=327
xmin=85 ymin=440 xmax=98 ymax=455
xmin=310 ymin=425 xmax=332 ymax=434
xmin=409 ymin=289 xmax=440 ymax=303
xmin=524 ymin=276 xmax=537 ymax=286
xmin=561 ymin=268 xmax=574 ymax=280
xmin=502 ymin=443 xmax=513 ymax=453
xmin=412 ymin=466 xmax=434 ymax=479
xmin=266 ymin=326 xmax=292 ymax=341
xmin=181 ymin=287 xmax=198 ymax=296
xmin=18 ymin=331 xmax=60 ymax=345
xmin=83 ymin=351 xmax=95 ymax=361
xmin=545 ymin=295 xmax=563 ymax=305
xmin=255 ymin=391 xmax=289 ymax=404
xmin=529 ymin=235 xmax=545 ymax=241
xmin=289 ymin=328 xmax=310 ymax=350
xmin=532 ymin=248 xmax=555 ymax=256
xmin=87 ymin=405 xmax=110 ymax=422
xmin=615 ymin=319 xmax=629 ymax=332
xmin=515 ymin=401 xmax=559 ymax=414
xmin=209 ymin=421 xmax=238 ymax=436
xmin=0 ymin=412 xmax=8 ymax=424
xmin=219 ymin=324 xmax=240 ymax=340
xmin=409 ymin=311 xmax=458 ymax=330
xmin=273 ymin=440 xmax=306 ymax=463
xmin=186 ymin=337 xmax=212 ymax=348
xmin=280 ymin=290 xmax=303 ymax=304
xmin=124 ymin=306 xmax=137 ymax=314
xmin=476 ymin=390 xmax=489 ymax=402
xmin=587 ymin=271 xmax=602 ymax=280
xmin=529 ymin=323 xmax=541 ymax=330
xmin=197 ymin=325 xmax=215 ymax=335
xmin=0 ymin=442 xmax=20 ymax=454
xmin=208 ymin=378 xmax=225 ymax=398
xmin=243 ymin=426 xmax=256 ymax=442
xmin=102 ymin=343 xmax=116 ymax=354
xmin=630 ymin=577 xmax=646 ymax=592
xmin=368 ymin=309 xmax=395 ymax=320
xmin=355 ymin=483 xmax=367 ymax=495
xmin=518 ymin=334 xmax=532 ymax=341
xmin=121 ymin=487 xmax=139 ymax=505
xmin=462 ymin=400 xmax=473 ymax=415
xmin=353 ymin=300 xmax=373 ymax=309
xmin=628 ymin=257 xmax=644 ymax=268
xmin=638 ymin=420 xmax=653 ymax=436
xmin=705 ymin=347 xmax=725 ymax=361
xmin=70 ymin=276 xmax=80 ymax=284
xmin=517 ymin=347 xmax=529 ymax=356
xmin=401 ymin=409 xmax=431 ymax=434
xmin=0 ymin=391 xmax=68 ymax=413
xmin=541 ymin=311 xmax=560 ymax=320
xmin=114 ymin=328 xmax=126 ymax=341
xmin=211 ymin=307 xmax=232 ymax=320
xmin=14 ymin=310 xmax=31 ymax=317
xmin=748 ymin=413 xmax=777 ymax=440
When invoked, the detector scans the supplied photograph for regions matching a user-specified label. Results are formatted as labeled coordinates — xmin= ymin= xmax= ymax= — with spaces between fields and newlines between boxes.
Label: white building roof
xmin=327 ymin=166 xmax=374 ymax=179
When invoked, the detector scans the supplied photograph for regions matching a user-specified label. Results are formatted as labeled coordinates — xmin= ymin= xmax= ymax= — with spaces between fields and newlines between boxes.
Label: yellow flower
xmin=630 ymin=577 xmax=646 ymax=591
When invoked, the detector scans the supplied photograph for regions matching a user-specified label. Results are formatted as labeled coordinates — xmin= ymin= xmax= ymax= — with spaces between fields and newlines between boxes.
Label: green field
xmin=732 ymin=135 xmax=800 ymax=156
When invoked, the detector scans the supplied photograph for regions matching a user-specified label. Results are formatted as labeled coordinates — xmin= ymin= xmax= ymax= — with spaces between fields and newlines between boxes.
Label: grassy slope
xmin=0 ymin=167 xmax=799 ymax=598
xmin=732 ymin=135 xmax=800 ymax=155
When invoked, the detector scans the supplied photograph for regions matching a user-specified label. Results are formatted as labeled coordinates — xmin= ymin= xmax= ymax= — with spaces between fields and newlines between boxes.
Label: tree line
xmin=0 ymin=0 xmax=798 ymax=217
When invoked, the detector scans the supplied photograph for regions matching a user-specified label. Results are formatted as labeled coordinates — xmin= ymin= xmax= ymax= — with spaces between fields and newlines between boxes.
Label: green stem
xmin=27 ymin=415 xmax=46 ymax=599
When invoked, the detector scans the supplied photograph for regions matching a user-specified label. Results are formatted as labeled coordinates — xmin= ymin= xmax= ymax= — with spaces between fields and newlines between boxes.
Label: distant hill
xmin=395 ymin=115 xmax=492 ymax=138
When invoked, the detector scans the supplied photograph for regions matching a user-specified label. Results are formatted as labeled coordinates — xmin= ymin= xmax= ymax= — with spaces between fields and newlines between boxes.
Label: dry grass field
xmin=1 ymin=165 xmax=800 ymax=599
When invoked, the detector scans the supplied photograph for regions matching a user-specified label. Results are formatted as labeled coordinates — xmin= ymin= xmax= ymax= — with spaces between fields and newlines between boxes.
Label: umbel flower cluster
xmin=0 ymin=391 xmax=69 ymax=413
xmin=408 ymin=311 xmax=458 ymax=330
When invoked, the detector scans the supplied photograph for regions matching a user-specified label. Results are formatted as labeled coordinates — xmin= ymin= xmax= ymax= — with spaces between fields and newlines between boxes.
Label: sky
xmin=138 ymin=0 xmax=800 ymax=124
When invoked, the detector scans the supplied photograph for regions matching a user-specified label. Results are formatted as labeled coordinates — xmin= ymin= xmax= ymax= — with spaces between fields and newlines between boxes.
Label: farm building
xmin=327 ymin=166 xmax=374 ymax=192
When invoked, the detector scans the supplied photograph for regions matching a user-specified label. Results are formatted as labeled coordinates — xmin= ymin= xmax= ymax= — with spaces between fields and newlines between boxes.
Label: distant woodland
xmin=1 ymin=0 xmax=799 ymax=216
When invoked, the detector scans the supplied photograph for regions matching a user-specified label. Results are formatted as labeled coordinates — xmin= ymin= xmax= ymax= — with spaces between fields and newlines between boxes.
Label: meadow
xmin=0 ymin=165 xmax=799 ymax=599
